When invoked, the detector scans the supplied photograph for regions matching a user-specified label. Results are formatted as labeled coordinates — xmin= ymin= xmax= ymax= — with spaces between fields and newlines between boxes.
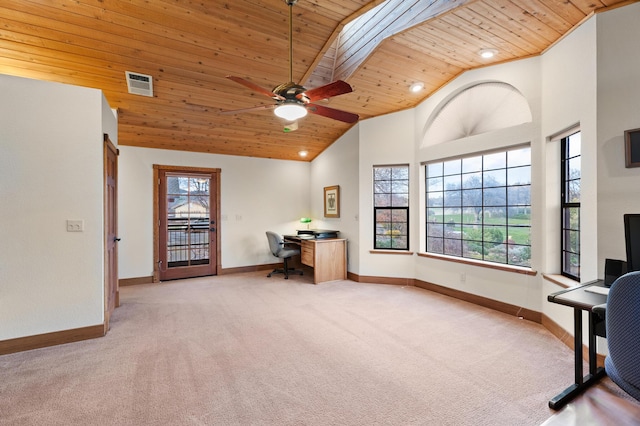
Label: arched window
xmin=422 ymin=82 xmax=532 ymax=146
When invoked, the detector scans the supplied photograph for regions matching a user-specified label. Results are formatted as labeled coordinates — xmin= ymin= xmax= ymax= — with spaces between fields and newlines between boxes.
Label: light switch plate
xmin=67 ymin=220 xmax=84 ymax=232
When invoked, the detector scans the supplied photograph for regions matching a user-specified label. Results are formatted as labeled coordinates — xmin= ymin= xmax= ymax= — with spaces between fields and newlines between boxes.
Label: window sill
xmin=417 ymin=252 xmax=537 ymax=276
xmin=542 ymin=273 xmax=580 ymax=289
xmin=370 ymin=250 xmax=414 ymax=255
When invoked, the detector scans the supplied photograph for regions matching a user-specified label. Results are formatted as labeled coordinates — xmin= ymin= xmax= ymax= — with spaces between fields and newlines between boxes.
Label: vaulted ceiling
xmin=0 ymin=0 xmax=633 ymax=161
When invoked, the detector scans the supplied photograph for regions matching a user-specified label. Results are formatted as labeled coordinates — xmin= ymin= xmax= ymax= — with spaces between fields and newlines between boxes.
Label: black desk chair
xmin=265 ymin=231 xmax=303 ymax=279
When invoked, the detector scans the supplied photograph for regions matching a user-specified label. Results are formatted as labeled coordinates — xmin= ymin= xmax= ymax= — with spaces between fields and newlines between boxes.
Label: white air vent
xmin=125 ymin=71 xmax=153 ymax=97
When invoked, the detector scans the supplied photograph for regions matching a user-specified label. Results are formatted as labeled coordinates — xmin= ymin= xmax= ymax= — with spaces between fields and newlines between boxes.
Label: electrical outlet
xmin=66 ymin=220 xmax=84 ymax=232
xmin=460 ymin=272 xmax=466 ymax=283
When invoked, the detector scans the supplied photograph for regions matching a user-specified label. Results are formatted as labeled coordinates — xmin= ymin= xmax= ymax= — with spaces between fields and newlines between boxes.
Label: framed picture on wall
xmin=625 ymin=128 xmax=640 ymax=168
xmin=324 ymin=185 xmax=340 ymax=218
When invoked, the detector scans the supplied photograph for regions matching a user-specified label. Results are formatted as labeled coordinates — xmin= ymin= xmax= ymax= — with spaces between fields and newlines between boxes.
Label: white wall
xmin=409 ymin=58 xmax=543 ymax=310
xmin=358 ymin=109 xmax=417 ymax=278
xmin=596 ymin=2 xmax=640 ymax=275
xmin=541 ymin=16 xmax=598 ymax=282
xmin=310 ymin=126 xmax=360 ymax=273
xmin=538 ymin=14 xmax=599 ymax=337
xmin=0 ymin=75 xmax=110 ymax=340
xmin=118 ymin=146 xmax=310 ymax=278
xmin=536 ymin=4 xmax=640 ymax=348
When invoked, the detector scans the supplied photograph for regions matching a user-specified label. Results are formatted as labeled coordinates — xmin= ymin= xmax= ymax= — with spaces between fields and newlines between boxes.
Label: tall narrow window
xmin=374 ymin=165 xmax=409 ymax=250
xmin=425 ymin=146 xmax=531 ymax=267
xmin=561 ymin=131 xmax=581 ymax=280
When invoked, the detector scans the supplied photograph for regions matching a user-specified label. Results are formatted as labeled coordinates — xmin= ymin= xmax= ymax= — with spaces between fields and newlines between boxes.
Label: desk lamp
xmin=300 ymin=217 xmax=312 ymax=230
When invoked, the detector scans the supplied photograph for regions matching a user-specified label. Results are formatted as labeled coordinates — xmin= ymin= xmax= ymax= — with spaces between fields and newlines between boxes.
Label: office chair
xmin=603 ymin=271 xmax=640 ymax=402
xmin=265 ymin=231 xmax=303 ymax=279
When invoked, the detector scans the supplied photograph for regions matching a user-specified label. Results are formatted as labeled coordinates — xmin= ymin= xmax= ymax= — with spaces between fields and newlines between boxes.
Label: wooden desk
xmin=547 ymin=280 xmax=608 ymax=409
xmin=285 ymin=237 xmax=347 ymax=284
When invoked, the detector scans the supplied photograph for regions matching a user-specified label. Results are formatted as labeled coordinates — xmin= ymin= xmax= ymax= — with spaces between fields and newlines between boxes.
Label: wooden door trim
xmin=153 ymin=165 xmax=221 ymax=282
xmin=103 ymin=134 xmax=118 ymax=334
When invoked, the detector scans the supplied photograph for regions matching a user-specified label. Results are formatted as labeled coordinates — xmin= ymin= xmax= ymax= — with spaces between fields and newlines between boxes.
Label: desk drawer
xmin=301 ymin=241 xmax=314 ymax=267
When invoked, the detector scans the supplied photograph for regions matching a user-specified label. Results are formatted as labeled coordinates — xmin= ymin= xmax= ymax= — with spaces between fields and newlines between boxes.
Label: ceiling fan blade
xmin=307 ymin=104 xmax=359 ymax=124
xmin=226 ymin=76 xmax=285 ymax=101
xmin=219 ymin=104 xmax=276 ymax=115
xmin=300 ymin=80 xmax=353 ymax=103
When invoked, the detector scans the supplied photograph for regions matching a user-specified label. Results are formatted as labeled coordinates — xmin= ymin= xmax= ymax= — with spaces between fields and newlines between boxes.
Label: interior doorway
xmin=104 ymin=135 xmax=118 ymax=333
xmin=154 ymin=165 xmax=221 ymax=281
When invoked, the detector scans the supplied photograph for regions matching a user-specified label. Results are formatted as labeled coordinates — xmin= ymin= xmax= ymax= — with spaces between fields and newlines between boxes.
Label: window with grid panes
xmin=425 ymin=146 xmax=531 ymax=266
xmin=374 ymin=165 xmax=409 ymax=250
xmin=561 ymin=131 xmax=581 ymax=280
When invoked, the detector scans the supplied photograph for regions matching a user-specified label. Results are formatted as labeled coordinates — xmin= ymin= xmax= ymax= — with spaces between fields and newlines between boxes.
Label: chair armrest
xmin=592 ymin=303 xmax=607 ymax=321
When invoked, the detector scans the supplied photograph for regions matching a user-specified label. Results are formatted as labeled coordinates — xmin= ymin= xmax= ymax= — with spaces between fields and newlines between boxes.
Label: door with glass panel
xmin=157 ymin=169 xmax=219 ymax=281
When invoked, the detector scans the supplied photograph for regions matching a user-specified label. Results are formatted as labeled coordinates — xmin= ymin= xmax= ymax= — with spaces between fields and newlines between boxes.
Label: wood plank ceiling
xmin=0 ymin=0 xmax=633 ymax=161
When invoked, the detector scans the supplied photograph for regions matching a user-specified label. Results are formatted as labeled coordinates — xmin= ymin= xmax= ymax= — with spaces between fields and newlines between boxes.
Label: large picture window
xmin=561 ymin=131 xmax=581 ymax=280
xmin=374 ymin=165 xmax=409 ymax=250
xmin=425 ymin=146 xmax=531 ymax=266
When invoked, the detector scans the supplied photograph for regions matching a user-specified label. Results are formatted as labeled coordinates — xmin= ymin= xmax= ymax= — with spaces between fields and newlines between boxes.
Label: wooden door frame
xmin=153 ymin=165 xmax=221 ymax=282
xmin=104 ymin=135 xmax=118 ymax=334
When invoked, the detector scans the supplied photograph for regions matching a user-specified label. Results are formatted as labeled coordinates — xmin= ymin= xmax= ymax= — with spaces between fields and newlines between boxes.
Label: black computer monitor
xmin=604 ymin=258 xmax=627 ymax=287
xmin=624 ymin=214 xmax=640 ymax=272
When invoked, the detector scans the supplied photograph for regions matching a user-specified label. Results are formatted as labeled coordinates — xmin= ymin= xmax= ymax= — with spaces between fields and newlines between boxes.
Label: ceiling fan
xmin=221 ymin=0 xmax=359 ymax=125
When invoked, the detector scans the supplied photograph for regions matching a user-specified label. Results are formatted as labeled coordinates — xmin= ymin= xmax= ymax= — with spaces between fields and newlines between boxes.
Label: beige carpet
xmin=0 ymin=272 xmax=595 ymax=425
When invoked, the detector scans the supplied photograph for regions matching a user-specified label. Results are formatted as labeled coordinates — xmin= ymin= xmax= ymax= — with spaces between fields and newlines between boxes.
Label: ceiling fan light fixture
xmin=222 ymin=0 xmax=357 ymax=126
xmin=274 ymin=103 xmax=307 ymax=121
xmin=479 ymin=48 xmax=498 ymax=59
xmin=410 ymin=82 xmax=424 ymax=93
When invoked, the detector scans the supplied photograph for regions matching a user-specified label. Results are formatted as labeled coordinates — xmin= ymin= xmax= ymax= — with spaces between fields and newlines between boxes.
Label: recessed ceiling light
xmin=410 ymin=82 xmax=424 ymax=93
xmin=479 ymin=49 xmax=498 ymax=59
xmin=298 ymin=150 xmax=308 ymax=157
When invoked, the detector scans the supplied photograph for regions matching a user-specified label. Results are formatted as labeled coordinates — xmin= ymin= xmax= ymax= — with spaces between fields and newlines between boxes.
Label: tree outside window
xmin=374 ymin=165 xmax=409 ymax=250
xmin=561 ymin=131 xmax=581 ymax=280
xmin=425 ymin=147 xmax=531 ymax=267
